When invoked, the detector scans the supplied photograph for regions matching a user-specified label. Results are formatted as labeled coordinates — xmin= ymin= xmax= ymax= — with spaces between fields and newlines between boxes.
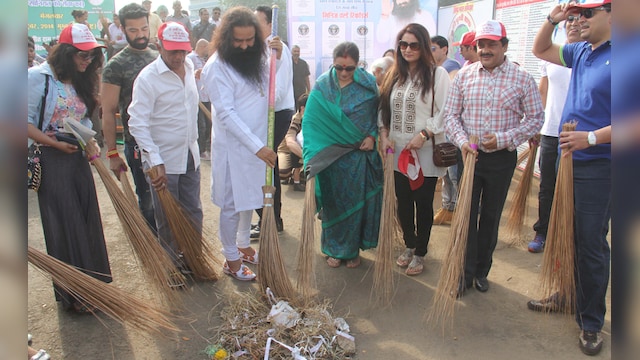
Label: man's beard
xmin=392 ymin=0 xmax=420 ymax=19
xmin=126 ymin=34 xmax=149 ymax=50
xmin=226 ymin=44 xmax=265 ymax=86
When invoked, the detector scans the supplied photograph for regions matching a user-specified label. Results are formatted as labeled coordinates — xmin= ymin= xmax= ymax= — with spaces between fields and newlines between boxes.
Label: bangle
xmin=106 ymin=149 xmax=119 ymax=158
xmin=367 ymin=135 xmax=375 ymax=142
xmin=547 ymin=15 xmax=559 ymax=26
xmin=88 ymin=154 xmax=99 ymax=162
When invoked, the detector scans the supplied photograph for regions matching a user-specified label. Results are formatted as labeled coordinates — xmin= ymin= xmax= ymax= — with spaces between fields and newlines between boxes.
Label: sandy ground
xmin=27 ymin=155 xmax=611 ymax=359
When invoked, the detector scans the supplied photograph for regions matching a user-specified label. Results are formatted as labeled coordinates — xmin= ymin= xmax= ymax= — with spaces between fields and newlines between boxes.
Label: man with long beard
xmin=102 ymin=3 xmax=158 ymax=233
xmin=376 ymin=0 xmax=436 ymax=52
xmin=201 ymin=6 xmax=283 ymax=281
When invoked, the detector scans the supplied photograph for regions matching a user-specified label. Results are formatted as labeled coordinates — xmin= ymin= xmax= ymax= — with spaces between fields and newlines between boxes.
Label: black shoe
xmin=453 ymin=279 xmax=472 ymax=299
xmin=293 ymin=183 xmax=305 ymax=192
xmin=250 ymin=225 xmax=260 ymax=238
xmin=579 ymin=330 xmax=603 ymax=356
xmin=276 ymin=218 xmax=284 ymax=233
xmin=527 ymin=292 xmax=563 ymax=313
xmin=474 ymin=277 xmax=489 ymax=292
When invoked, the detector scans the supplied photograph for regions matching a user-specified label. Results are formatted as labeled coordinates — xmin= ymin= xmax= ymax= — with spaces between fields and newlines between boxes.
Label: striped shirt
xmin=444 ymin=58 xmax=544 ymax=152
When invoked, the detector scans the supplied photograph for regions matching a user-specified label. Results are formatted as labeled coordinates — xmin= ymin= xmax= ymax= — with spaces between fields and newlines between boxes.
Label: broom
xmin=27 ymin=246 xmax=180 ymax=337
xmin=505 ymin=135 xmax=540 ymax=246
xmin=295 ymin=175 xmax=317 ymax=300
xmin=539 ymin=122 xmax=577 ymax=314
xmin=146 ymin=166 xmax=219 ymax=281
xmin=65 ymin=119 xmax=184 ymax=306
xmin=371 ymin=147 xmax=400 ymax=306
xmin=257 ymin=4 xmax=295 ymax=301
xmin=428 ymin=135 xmax=479 ymax=328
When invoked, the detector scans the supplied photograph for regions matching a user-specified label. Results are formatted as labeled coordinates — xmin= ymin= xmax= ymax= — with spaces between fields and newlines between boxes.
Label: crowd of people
xmin=27 ymin=0 xmax=612 ymax=357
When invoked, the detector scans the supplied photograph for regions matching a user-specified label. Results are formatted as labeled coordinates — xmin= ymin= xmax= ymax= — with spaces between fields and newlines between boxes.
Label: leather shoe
xmin=474 ymin=277 xmax=489 ymax=292
xmin=453 ymin=279 xmax=472 ymax=299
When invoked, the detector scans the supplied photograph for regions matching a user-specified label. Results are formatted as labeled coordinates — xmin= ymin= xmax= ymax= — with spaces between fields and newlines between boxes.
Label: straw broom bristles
xmin=27 ymin=246 xmax=180 ymax=337
xmin=539 ymin=122 xmax=577 ymax=314
xmin=371 ymin=147 xmax=400 ymax=306
xmin=296 ymin=175 xmax=317 ymax=300
xmin=89 ymin=157 xmax=184 ymax=307
xmin=505 ymin=136 xmax=540 ymax=246
xmin=258 ymin=185 xmax=296 ymax=301
xmin=118 ymin=169 xmax=139 ymax=208
xmin=428 ymin=135 xmax=479 ymax=328
xmin=146 ymin=166 xmax=219 ymax=281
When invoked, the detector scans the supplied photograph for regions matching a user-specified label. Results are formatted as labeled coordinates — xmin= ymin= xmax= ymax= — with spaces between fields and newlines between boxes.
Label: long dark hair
xmin=379 ymin=23 xmax=436 ymax=129
xmin=47 ymin=43 xmax=104 ymax=117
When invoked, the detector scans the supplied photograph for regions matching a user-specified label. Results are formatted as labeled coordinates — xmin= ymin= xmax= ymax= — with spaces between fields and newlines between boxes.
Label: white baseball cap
xmin=158 ymin=22 xmax=192 ymax=51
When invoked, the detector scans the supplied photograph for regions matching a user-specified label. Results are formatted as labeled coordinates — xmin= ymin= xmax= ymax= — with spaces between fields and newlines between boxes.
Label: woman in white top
xmin=378 ymin=23 xmax=451 ymax=276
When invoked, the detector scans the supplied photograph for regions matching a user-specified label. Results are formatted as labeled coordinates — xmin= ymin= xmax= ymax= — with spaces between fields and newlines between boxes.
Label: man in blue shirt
xmin=531 ymin=0 xmax=611 ymax=356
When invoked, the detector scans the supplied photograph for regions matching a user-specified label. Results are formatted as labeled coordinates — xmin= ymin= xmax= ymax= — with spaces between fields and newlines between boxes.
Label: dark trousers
xmin=197 ymin=101 xmax=211 ymax=153
xmin=573 ymin=159 xmax=611 ymax=332
xmin=533 ymin=135 xmax=558 ymax=236
xmin=124 ymin=141 xmax=156 ymax=232
xmin=464 ymin=149 xmax=516 ymax=285
xmin=394 ymin=172 xmax=438 ymax=257
xmin=256 ymin=108 xmax=294 ymax=224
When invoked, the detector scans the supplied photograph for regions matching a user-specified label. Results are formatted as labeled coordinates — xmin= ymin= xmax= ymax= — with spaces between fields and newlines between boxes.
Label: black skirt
xmin=36 ymin=146 xmax=112 ymax=310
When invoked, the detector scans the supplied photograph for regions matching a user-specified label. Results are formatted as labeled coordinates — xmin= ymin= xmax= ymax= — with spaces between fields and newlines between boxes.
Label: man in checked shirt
xmin=444 ymin=20 xmax=544 ymax=298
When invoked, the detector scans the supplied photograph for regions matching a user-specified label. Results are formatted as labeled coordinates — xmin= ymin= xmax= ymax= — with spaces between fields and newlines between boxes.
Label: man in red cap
xmin=531 ymin=0 xmax=611 ymax=355
xmin=444 ymin=19 xmax=544 ymax=298
xmin=453 ymin=31 xmax=479 ymax=66
xmin=128 ymin=21 xmax=202 ymax=286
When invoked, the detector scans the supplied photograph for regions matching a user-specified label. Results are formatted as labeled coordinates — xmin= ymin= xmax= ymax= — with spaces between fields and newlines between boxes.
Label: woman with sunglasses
xmin=302 ymin=41 xmax=383 ymax=269
xmin=378 ymin=23 xmax=451 ymax=276
xmin=27 ymin=23 xmax=111 ymax=314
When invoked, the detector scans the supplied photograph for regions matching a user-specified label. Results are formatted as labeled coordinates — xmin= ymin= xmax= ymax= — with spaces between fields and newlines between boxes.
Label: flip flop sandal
xmin=326 ymin=257 xmax=341 ymax=268
xmin=223 ymin=262 xmax=256 ymax=281
xmin=346 ymin=257 xmax=361 ymax=268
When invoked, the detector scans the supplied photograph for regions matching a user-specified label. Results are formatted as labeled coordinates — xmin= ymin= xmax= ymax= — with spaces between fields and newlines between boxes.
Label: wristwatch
xmin=420 ymin=129 xmax=430 ymax=141
xmin=547 ymin=15 xmax=559 ymax=26
xmin=587 ymin=131 xmax=597 ymax=146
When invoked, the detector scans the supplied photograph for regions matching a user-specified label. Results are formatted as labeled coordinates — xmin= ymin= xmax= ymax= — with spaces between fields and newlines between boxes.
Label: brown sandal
xmin=346 ymin=257 xmax=361 ymax=268
xmin=326 ymin=257 xmax=341 ymax=268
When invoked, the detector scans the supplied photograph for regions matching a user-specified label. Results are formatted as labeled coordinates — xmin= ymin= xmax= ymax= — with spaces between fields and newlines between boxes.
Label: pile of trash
xmin=206 ymin=288 xmax=356 ymax=359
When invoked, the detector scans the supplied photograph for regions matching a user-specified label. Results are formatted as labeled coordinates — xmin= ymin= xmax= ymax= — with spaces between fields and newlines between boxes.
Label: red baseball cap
xmin=158 ymin=22 xmax=192 ymax=51
xmin=453 ymin=31 xmax=476 ymax=47
xmin=58 ymin=23 xmax=106 ymax=51
xmin=475 ymin=20 xmax=507 ymax=41
xmin=570 ymin=0 xmax=611 ymax=9
xmin=398 ymin=149 xmax=424 ymax=191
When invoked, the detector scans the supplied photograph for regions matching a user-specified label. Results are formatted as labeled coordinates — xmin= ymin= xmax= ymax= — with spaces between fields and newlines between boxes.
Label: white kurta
xmin=201 ymin=52 xmax=275 ymax=212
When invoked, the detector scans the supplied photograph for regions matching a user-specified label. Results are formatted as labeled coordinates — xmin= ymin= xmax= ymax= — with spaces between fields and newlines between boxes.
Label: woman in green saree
xmin=302 ymin=42 xmax=383 ymax=268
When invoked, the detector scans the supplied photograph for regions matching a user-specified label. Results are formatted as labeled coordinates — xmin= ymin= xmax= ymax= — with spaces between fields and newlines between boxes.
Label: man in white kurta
xmin=128 ymin=22 xmax=202 ymax=280
xmin=201 ymin=7 xmax=283 ymax=281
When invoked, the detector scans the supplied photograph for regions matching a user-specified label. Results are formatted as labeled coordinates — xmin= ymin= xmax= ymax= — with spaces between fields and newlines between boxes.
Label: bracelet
xmin=88 ymin=154 xmax=100 ymax=162
xmin=367 ymin=135 xmax=375 ymax=142
xmin=419 ymin=129 xmax=430 ymax=141
xmin=547 ymin=15 xmax=559 ymax=26
xmin=106 ymin=149 xmax=119 ymax=158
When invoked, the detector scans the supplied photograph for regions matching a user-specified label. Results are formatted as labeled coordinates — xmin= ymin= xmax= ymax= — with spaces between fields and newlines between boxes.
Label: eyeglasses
xmin=334 ymin=64 xmax=356 ymax=72
xmin=579 ymin=6 xmax=608 ymax=19
xmin=566 ymin=14 xmax=579 ymax=22
xmin=430 ymin=46 xmax=438 ymax=52
xmin=76 ymin=51 xmax=95 ymax=62
xmin=399 ymin=41 xmax=420 ymax=51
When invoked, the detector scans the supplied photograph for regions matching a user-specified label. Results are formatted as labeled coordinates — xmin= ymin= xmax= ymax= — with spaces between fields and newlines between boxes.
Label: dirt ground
xmin=27 ymin=155 xmax=611 ymax=359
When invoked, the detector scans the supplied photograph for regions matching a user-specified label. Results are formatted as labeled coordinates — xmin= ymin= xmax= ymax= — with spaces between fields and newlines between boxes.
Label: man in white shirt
xmin=128 ymin=22 xmax=202 ymax=277
xmin=187 ymin=39 xmax=211 ymax=159
xmin=201 ymin=7 xmax=283 ymax=281
xmin=250 ymin=5 xmax=295 ymax=235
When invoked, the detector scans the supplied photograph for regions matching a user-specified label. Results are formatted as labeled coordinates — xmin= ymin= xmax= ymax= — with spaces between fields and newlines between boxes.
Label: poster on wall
xmin=28 ymin=0 xmax=116 ymax=55
xmin=437 ymin=0 xmax=495 ymax=67
xmin=288 ymin=0 xmax=438 ymax=84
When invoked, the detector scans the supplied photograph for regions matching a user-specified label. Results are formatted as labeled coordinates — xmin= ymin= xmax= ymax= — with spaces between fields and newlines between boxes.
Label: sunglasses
xmin=334 ymin=64 xmax=356 ymax=72
xmin=76 ymin=51 xmax=95 ymax=62
xmin=399 ymin=40 xmax=420 ymax=51
xmin=579 ymin=6 xmax=609 ymax=19
xmin=566 ymin=14 xmax=579 ymax=22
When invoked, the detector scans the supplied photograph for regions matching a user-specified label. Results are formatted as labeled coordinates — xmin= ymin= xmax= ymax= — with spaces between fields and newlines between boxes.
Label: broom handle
xmin=265 ymin=5 xmax=279 ymax=186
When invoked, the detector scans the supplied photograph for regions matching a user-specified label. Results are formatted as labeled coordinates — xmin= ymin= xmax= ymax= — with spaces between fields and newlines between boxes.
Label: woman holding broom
xmin=303 ymin=41 xmax=383 ymax=269
xmin=378 ymin=23 xmax=450 ymax=276
xmin=27 ymin=23 xmax=111 ymax=313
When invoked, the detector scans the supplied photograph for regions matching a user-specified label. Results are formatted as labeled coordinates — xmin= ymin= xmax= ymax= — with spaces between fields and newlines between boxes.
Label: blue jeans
xmin=533 ymin=135 xmax=558 ymax=236
xmin=441 ymin=148 xmax=463 ymax=210
xmin=573 ymin=159 xmax=611 ymax=332
xmin=124 ymin=141 xmax=156 ymax=232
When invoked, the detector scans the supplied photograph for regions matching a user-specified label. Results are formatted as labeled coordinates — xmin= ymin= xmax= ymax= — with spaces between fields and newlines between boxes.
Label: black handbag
xmin=28 ymin=75 xmax=49 ymax=191
xmin=428 ymin=68 xmax=458 ymax=168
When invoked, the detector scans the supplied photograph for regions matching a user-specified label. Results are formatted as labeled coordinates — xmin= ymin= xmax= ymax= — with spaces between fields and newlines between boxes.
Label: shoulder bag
xmin=429 ymin=68 xmax=458 ymax=168
xmin=28 ymin=74 xmax=49 ymax=191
